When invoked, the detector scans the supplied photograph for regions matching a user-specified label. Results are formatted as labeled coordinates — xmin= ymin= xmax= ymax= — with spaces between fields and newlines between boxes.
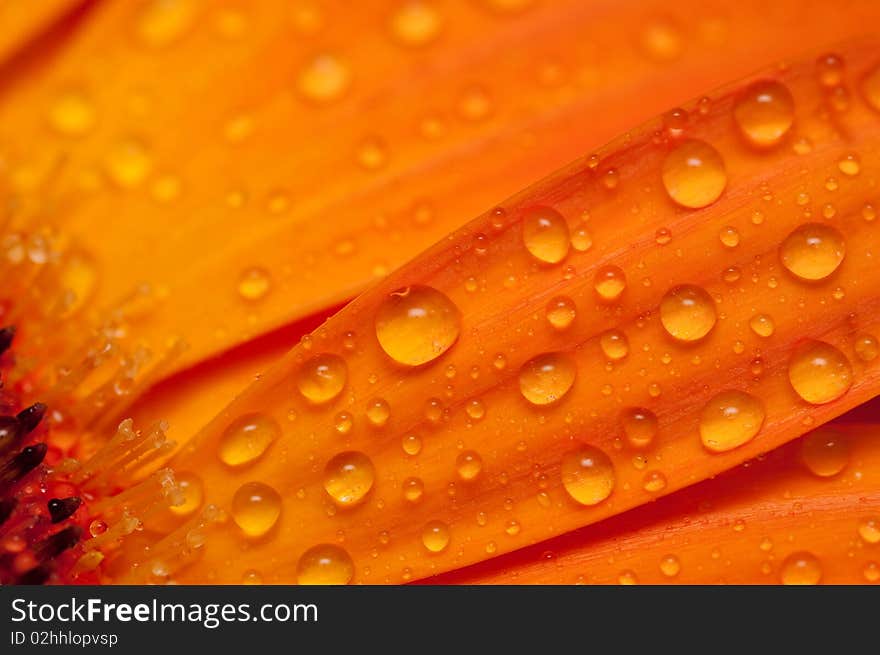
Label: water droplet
xmin=780 ymin=223 xmax=845 ymax=281
xmin=104 ymin=137 xmax=153 ymax=188
xmin=780 ymin=551 xmax=822 ymax=585
xmin=296 ymin=353 xmax=347 ymax=403
xmin=170 ymin=472 xmax=203 ymax=516
xmin=816 ymin=53 xmax=844 ymax=88
xmin=219 ymin=414 xmax=280 ymax=467
xmin=862 ymin=63 xmax=880 ymax=112
xmin=402 ymin=434 xmax=422 ymax=456
xmin=232 ymin=482 xmax=282 ymax=537
xmin=618 ymin=570 xmax=638 ymax=585
xmin=421 ymin=520 xmax=451 ymax=552
xmin=659 ymin=554 xmax=681 ymax=577
xmin=643 ymin=470 xmax=667 ymax=492
xmin=838 ymin=153 xmax=861 ymax=176
xmin=600 ymin=330 xmax=629 ymax=360
xmin=571 ymin=223 xmax=593 ymax=252
xmin=855 ymin=334 xmax=879 ymax=362
xmin=858 ymin=517 xmax=880 ymax=544
xmin=718 ymin=226 xmax=740 ymax=248
xmin=522 ymin=206 xmax=570 ymax=264
xmin=48 ymin=89 xmax=96 ymax=136
xmin=864 ymin=562 xmax=880 ymax=583
xmin=402 ymin=477 xmax=424 ymax=503
xmin=366 ymin=398 xmax=391 ymax=427
xmin=655 ymin=227 xmax=672 ymax=245
xmin=788 ymin=341 xmax=852 ymax=404
xmin=135 ymin=0 xmax=197 ymax=47
xmin=456 ymin=450 xmax=483 ymax=481
xmin=594 ymin=265 xmax=627 ymax=301
xmin=298 ymin=53 xmax=350 ymax=103
xmin=389 ymin=1 xmax=441 ymax=46
xmin=801 ymin=429 xmax=849 ymax=477
xmin=356 ymin=136 xmax=388 ymax=170
xmin=242 ymin=570 xmax=263 ymax=585
xmin=518 ymin=352 xmax=577 ymax=405
xmin=662 ymin=140 xmax=727 ymax=209
xmin=375 ymin=285 xmax=461 ymax=366
xmin=465 ymin=399 xmax=486 ymax=420
xmin=334 ymin=412 xmax=353 ymax=435
xmin=545 ymin=296 xmax=576 ymax=330
xmin=458 ymin=85 xmax=492 ymax=121
xmin=237 ymin=267 xmax=271 ymax=301
xmin=699 ymin=390 xmax=765 ymax=453
xmin=640 ymin=18 xmax=682 ymax=61
xmin=621 ymin=407 xmax=658 ymax=449
xmin=323 ymin=451 xmax=375 ymax=507
xmin=660 ymin=284 xmax=716 ymax=342
xmin=733 ymin=79 xmax=795 ymax=148
xmin=561 ymin=445 xmax=615 ymax=506
xmin=296 ymin=544 xmax=354 ymax=585
xmin=749 ymin=314 xmax=775 ymax=338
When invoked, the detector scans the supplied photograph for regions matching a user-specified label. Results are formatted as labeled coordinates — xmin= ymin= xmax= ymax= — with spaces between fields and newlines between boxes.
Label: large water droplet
xmin=733 ymin=80 xmax=795 ymax=148
xmin=421 ymin=520 xmax=451 ymax=552
xmin=323 ymin=451 xmax=375 ymax=507
xmin=662 ymin=140 xmax=727 ymax=209
xmin=780 ymin=551 xmax=822 ymax=585
xmin=296 ymin=544 xmax=354 ymax=585
xmin=232 ymin=482 xmax=281 ymax=537
xmin=561 ymin=445 xmax=615 ymax=506
xmin=780 ymin=223 xmax=845 ymax=281
xmin=219 ymin=413 xmax=280 ymax=467
xmin=518 ymin=352 xmax=576 ymax=405
xmin=788 ymin=341 xmax=852 ymax=404
xmin=620 ymin=407 xmax=658 ymax=449
xmin=699 ymin=390 xmax=765 ymax=453
xmin=298 ymin=54 xmax=351 ymax=103
xmin=660 ymin=284 xmax=716 ymax=342
xmin=296 ymin=353 xmax=347 ymax=403
xmin=801 ymin=428 xmax=849 ymax=477
xmin=375 ymin=286 xmax=461 ymax=366
xmin=522 ymin=206 xmax=570 ymax=264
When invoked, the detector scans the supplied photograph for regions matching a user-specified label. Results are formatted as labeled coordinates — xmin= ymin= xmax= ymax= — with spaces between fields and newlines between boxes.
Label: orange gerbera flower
xmin=1 ymin=0 xmax=879 ymax=585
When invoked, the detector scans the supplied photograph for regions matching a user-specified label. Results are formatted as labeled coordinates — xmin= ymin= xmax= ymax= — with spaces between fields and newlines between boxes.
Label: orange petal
xmin=438 ymin=422 xmax=880 ymax=584
xmin=105 ymin=39 xmax=880 ymax=584
xmin=0 ymin=0 xmax=87 ymax=66
xmin=2 ymin=0 xmax=880 ymax=380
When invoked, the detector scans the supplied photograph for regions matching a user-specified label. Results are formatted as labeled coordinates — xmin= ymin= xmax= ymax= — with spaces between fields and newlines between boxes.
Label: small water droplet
xmin=854 ymin=334 xmax=879 ymax=361
xmin=47 ymin=89 xmax=96 ymax=136
xmin=838 ymin=153 xmax=861 ymax=176
xmin=402 ymin=434 xmax=422 ymax=456
xmin=402 ymin=477 xmax=424 ymax=503
xmin=170 ymin=472 xmax=203 ymax=516
xmin=718 ymin=226 xmax=740 ymax=248
xmin=104 ymin=137 xmax=153 ymax=188
xmin=389 ymin=1 xmax=441 ymax=46
xmin=237 ymin=267 xmax=271 ymax=301
xmin=659 ymin=554 xmax=681 ymax=577
xmin=366 ymin=398 xmax=391 ymax=427
xmin=749 ymin=314 xmax=775 ymax=338
xmin=858 ymin=517 xmax=880 ymax=544
xmin=298 ymin=53 xmax=351 ymax=103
